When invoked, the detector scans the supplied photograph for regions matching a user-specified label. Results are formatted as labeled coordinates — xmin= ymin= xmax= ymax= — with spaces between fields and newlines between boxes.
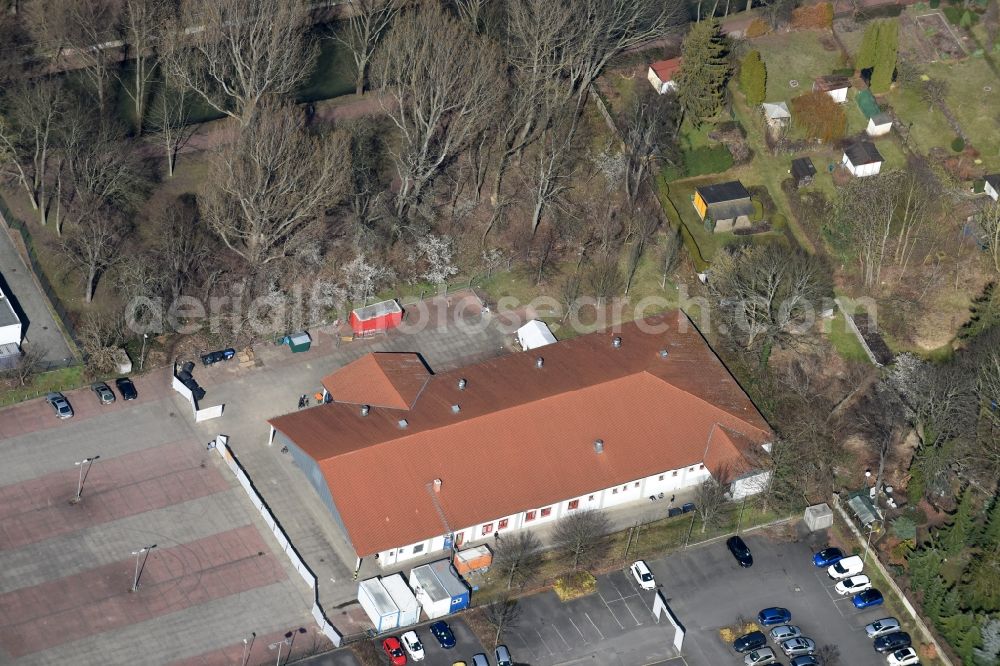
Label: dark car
xmin=854 ymin=588 xmax=885 ymax=609
xmin=668 ymin=507 xmax=683 ymax=518
xmin=790 ymin=656 xmax=820 ymax=666
xmin=429 ymin=620 xmax=456 ymax=649
xmin=758 ymin=607 xmax=792 ymax=626
xmin=115 ymin=377 xmax=138 ymax=400
xmin=732 ymin=630 xmax=767 ymax=653
xmin=874 ymin=631 xmax=912 ymax=653
xmin=812 ymin=547 xmax=844 ymax=567
xmin=681 ymin=502 xmax=696 ymax=513
xmin=201 ymin=348 xmax=236 ymax=366
xmin=727 ymin=535 xmax=754 ymax=567
xmin=92 ymin=382 xmax=116 ymax=405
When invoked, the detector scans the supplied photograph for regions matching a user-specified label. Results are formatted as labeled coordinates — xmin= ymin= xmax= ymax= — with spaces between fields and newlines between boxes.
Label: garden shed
xmin=842 ymin=141 xmax=883 ymax=178
xmin=791 ymin=157 xmax=816 ymax=188
xmin=761 ymin=102 xmax=791 ymax=129
xmin=693 ymin=181 xmax=755 ymax=233
xmin=516 ymin=319 xmax=557 ymax=350
xmin=813 ymin=75 xmax=850 ymax=103
xmin=350 ymin=299 xmax=404 ymax=336
xmin=985 ymin=174 xmax=1000 ymax=201
xmin=647 ymin=57 xmax=682 ymax=94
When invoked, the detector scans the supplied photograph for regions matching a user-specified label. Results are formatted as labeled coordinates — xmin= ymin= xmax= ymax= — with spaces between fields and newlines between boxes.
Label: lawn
xmin=826 ymin=308 xmax=870 ymax=362
xmin=0 ymin=365 xmax=85 ymax=407
xmin=750 ymin=31 xmax=847 ymax=103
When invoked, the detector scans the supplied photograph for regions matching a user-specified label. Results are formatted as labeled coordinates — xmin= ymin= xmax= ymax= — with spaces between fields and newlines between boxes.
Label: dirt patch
xmin=819 ymin=34 xmax=839 ymax=51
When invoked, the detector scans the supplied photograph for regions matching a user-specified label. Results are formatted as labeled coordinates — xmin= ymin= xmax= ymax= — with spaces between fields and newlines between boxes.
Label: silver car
xmin=865 ymin=617 xmax=901 ymax=638
xmin=780 ymin=637 xmax=816 ymax=657
xmin=45 ymin=392 xmax=74 ymax=419
xmin=92 ymin=382 xmax=116 ymax=405
xmin=770 ymin=625 xmax=802 ymax=641
xmin=495 ymin=645 xmax=513 ymax=666
xmin=744 ymin=647 xmax=777 ymax=665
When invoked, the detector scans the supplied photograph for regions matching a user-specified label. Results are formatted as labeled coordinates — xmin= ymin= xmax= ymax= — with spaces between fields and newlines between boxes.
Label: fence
xmin=0 ymin=195 xmax=82 ymax=363
xmin=210 ymin=435 xmax=343 ymax=648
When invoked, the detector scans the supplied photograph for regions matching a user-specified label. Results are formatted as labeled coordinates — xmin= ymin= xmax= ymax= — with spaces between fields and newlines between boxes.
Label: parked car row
xmin=864 ymin=617 xmax=917 ymax=664
xmin=734 ymin=607 xmax=820 ymax=666
xmin=821 ymin=549 xmax=885 ymax=609
xmin=45 ymin=378 xmax=139 ymax=419
xmin=379 ymin=621 xmax=512 ymax=666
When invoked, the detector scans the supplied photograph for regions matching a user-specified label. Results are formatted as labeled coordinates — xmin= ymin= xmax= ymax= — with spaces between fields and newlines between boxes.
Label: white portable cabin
xmin=516 ymin=319 xmax=557 ymax=351
xmin=409 ymin=560 xmax=471 ymax=619
xmin=0 ymin=280 xmax=22 ymax=348
xmin=381 ymin=573 xmax=421 ymax=627
xmin=357 ymin=577 xmax=400 ymax=633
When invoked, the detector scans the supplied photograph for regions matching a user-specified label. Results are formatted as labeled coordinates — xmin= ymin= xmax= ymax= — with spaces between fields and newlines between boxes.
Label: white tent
xmin=517 ymin=320 xmax=557 ymax=351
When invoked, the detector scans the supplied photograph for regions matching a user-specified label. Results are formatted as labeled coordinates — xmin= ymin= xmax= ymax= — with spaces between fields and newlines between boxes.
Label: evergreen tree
xmin=940 ymin=585 xmax=962 ymax=619
xmin=962 ymin=550 xmax=1000 ymax=611
xmin=940 ymin=613 xmax=982 ymax=664
xmin=923 ymin=575 xmax=947 ymax=621
xmin=857 ymin=21 xmax=880 ymax=71
xmin=870 ymin=19 xmax=899 ymax=94
xmin=675 ymin=20 xmax=730 ymax=127
xmin=943 ymin=487 xmax=978 ymax=556
xmin=978 ymin=494 xmax=1000 ymax=550
xmin=739 ymin=50 xmax=767 ymax=106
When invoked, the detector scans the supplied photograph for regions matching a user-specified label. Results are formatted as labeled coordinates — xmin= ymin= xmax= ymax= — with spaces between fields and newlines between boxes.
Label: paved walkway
xmin=0 ymin=219 xmax=74 ymax=365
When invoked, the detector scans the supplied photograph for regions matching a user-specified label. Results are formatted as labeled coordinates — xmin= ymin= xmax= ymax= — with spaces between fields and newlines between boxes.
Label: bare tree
xmin=332 ymin=0 xmax=398 ymax=96
xmin=146 ymin=73 xmax=194 ymax=178
xmin=481 ymin=594 xmax=521 ymax=648
xmin=62 ymin=205 xmax=129 ymax=302
xmin=892 ymin=157 xmax=938 ymax=274
xmin=694 ymin=477 xmax=729 ymax=533
xmin=622 ymin=85 xmax=680 ymax=205
xmin=118 ymin=0 xmax=169 ymax=130
xmin=372 ymin=4 xmax=503 ymax=218
xmin=0 ymin=78 xmax=65 ymax=225
xmin=1 ymin=343 xmax=49 ymax=387
xmin=492 ymin=530 xmax=542 ymax=590
xmin=977 ymin=201 xmax=1000 ymax=274
xmin=551 ymin=510 xmax=612 ymax=569
xmin=709 ymin=244 xmax=831 ymax=349
xmin=165 ymin=0 xmax=318 ymax=126
xmin=152 ymin=194 xmax=207 ymax=301
xmin=77 ymin=311 xmax=126 ymax=373
xmin=201 ymin=100 xmax=349 ymax=267
xmin=525 ymin=111 xmax=576 ymax=236
xmin=341 ymin=254 xmax=394 ymax=306
xmin=834 ymin=172 xmax=900 ymax=289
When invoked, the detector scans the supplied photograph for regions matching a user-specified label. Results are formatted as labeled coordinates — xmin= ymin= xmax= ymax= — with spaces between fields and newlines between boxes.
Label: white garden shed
xmin=516 ymin=319 xmax=557 ymax=351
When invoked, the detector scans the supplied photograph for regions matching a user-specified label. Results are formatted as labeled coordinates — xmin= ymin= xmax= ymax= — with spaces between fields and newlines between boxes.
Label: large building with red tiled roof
xmin=269 ymin=312 xmax=773 ymax=566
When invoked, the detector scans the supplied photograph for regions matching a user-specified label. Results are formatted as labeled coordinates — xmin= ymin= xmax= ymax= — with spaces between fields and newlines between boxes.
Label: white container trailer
xmin=357 ymin=577 xmax=400 ymax=633
xmin=0 ymin=282 xmax=22 ymax=348
xmin=381 ymin=573 xmax=421 ymax=627
xmin=409 ymin=560 xmax=471 ymax=620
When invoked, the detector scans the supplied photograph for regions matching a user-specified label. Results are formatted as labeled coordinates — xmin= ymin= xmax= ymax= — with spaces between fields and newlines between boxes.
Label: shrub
xmin=791 ymin=2 xmax=835 ymax=29
xmin=684 ymin=145 xmax=734 ymax=176
xmin=739 ymin=50 xmax=767 ymax=106
xmin=791 ymin=90 xmax=847 ymax=143
xmin=746 ymin=17 xmax=770 ymax=38
xmin=952 ymin=136 xmax=966 ymax=151
xmin=553 ymin=571 xmax=597 ymax=601
xmin=930 ymin=0 xmax=939 ymax=7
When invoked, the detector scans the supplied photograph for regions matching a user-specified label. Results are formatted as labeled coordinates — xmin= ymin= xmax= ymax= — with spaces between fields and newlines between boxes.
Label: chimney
xmin=360 ymin=404 xmax=370 ymax=416
xmin=536 ymin=356 xmax=544 ymax=368
xmin=612 ymin=336 xmax=622 ymax=348
xmin=433 ymin=478 xmax=442 ymax=493
xmin=457 ymin=378 xmax=467 ymax=390
xmin=594 ymin=438 xmax=604 ymax=454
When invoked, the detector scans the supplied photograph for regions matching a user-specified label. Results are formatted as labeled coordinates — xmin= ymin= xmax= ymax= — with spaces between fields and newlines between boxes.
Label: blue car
xmin=853 ymin=588 xmax=884 ymax=609
xmin=758 ymin=607 xmax=792 ymax=626
xmin=812 ymin=547 xmax=844 ymax=567
xmin=429 ymin=620 xmax=456 ymax=648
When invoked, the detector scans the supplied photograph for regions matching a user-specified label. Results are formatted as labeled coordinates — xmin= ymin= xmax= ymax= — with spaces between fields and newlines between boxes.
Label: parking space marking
xmin=584 ymin=612 xmax=606 ymax=641
xmin=506 ymin=631 xmax=540 ymax=661
xmin=566 ymin=616 xmax=588 ymax=643
xmin=622 ymin=597 xmax=644 ymax=626
xmin=534 ymin=628 xmax=556 ymax=656
xmin=548 ymin=622 xmax=572 ymax=649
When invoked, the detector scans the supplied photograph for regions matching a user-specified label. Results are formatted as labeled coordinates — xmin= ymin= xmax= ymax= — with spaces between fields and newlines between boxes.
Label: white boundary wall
xmin=211 ymin=435 xmax=343 ymax=647
xmin=171 ymin=372 xmax=225 ymax=421
xmin=652 ymin=590 xmax=685 ymax=652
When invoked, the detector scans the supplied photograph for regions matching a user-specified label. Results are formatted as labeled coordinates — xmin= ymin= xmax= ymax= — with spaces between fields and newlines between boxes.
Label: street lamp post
xmin=863 ymin=523 xmax=876 ymax=563
xmin=241 ymin=632 xmax=256 ymax=666
xmin=139 ymin=333 xmax=149 ymax=371
xmin=70 ymin=456 xmax=100 ymax=504
xmin=130 ymin=544 xmax=157 ymax=592
xmin=269 ymin=628 xmax=306 ymax=666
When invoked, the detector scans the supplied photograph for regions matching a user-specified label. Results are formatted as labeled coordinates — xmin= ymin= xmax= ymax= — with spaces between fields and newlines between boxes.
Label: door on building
xmin=455 ymin=532 xmax=464 ymax=547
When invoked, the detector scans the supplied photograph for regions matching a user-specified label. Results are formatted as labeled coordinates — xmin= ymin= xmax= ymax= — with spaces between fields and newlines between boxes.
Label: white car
xmin=630 ymin=560 xmax=655 ymax=590
xmin=828 ymin=554 xmax=864 ymax=580
xmin=887 ymin=646 xmax=920 ymax=665
xmin=835 ymin=574 xmax=872 ymax=595
xmin=401 ymin=630 xmax=424 ymax=661
xmin=744 ymin=647 xmax=777 ymax=665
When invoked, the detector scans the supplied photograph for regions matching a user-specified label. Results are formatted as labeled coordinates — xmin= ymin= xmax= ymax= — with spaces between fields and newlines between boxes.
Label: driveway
xmin=0 ymin=222 xmax=74 ymax=365
xmin=648 ymin=531 xmax=891 ymax=666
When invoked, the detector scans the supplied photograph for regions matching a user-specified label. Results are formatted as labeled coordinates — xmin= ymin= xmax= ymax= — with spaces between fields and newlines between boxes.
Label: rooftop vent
xmin=360 ymin=404 xmax=370 ymax=416
xmin=594 ymin=438 xmax=604 ymax=454
xmin=451 ymin=404 xmax=461 ymax=414
xmin=457 ymin=378 xmax=467 ymax=390
xmin=536 ymin=356 xmax=544 ymax=368
xmin=433 ymin=478 xmax=442 ymax=493
xmin=659 ymin=349 xmax=669 ymax=359
xmin=398 ymin=418 xmax=409 ymax=429
xmin=612 ymin=336 xmax=622 ymax=348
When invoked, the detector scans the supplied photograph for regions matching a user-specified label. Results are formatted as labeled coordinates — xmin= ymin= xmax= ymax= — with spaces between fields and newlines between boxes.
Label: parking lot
xmin=650 ymin=530 xmax=893 ymax=666
xmin=298 ymin=618 xmax=487 ymax=666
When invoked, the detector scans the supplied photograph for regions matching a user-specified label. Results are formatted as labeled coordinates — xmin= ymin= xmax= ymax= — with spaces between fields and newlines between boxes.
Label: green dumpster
xmin=288 ymin=331 xmax=311 ymax=353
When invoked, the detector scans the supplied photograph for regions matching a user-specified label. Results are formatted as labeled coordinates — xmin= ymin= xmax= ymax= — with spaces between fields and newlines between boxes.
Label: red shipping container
xmin=349 ymin=299 xmax=403 ymax=336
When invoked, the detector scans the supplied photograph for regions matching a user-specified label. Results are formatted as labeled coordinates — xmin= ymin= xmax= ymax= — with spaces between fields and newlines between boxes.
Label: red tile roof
xmin=271 ymin=312 xmax=772 ymax=556
xmin=321 ymin=353 xmax=430 ymax=410
xmin=650 ymin=57 xmax=682 ymax=82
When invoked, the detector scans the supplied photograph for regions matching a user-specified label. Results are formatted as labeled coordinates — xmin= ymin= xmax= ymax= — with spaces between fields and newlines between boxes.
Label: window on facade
xmin=482 ymin=523 xmax=494 ymax=535
xmin=699 ymin=463 xmax=705 ymax=470
xmin=498 ymin=518 xmax=508 ymax=529
xmin=588 ymin=495 xmax=595 ymax=501
xmin=658 ymin=475 xmax=665 ymax=481
xmin=689 ymin=466 xmax=695 ymax=472
xmin=634 ymin=482 xmax=640 ymax=488
xmin=413 ymin=544 xmax=424 ymax=554
xmin=568 ymin=499 xmax=580 ymax=510
xmin=541 ymin=507 xmax=552 ymax=517
xmin=622 ymin=485 xmax=628 ymax=491
xmin=612 ymin=488 xmax=618 ymax=494
xmin=672 ymin=471 xmax=678 ymax=476
xmin=525 ymin=510 xmax=536 ymax=521
xmin=398 ymin=548 xmax=406 ymax=554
